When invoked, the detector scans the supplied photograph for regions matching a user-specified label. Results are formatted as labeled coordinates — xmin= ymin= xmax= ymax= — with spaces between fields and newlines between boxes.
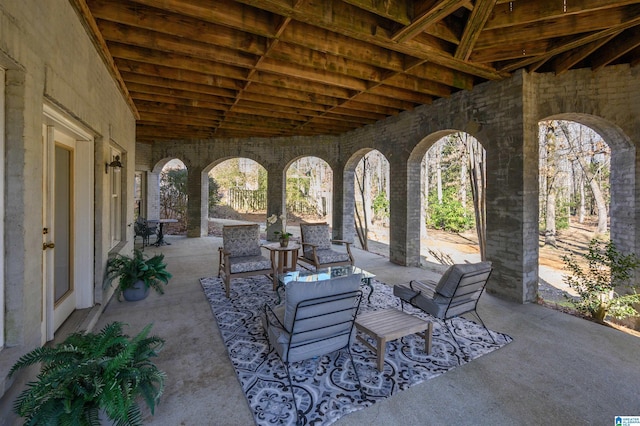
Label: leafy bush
xmin=562 ymin=239 xmax=640 ymax=322
xmin=372 ymin=192 xmax=389 ymax=219
xmin=426 ymin=189 xmax=474 ymax=233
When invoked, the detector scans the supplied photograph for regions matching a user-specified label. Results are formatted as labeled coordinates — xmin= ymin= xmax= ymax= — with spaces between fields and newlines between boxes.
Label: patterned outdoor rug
xmin=200 ymin=275 xmax=512 ymax=426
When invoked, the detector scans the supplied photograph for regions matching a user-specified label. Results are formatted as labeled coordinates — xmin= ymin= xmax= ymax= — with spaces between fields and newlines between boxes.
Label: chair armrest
xmin=264 ymin=303 xmax=287 ymax=332
xmin=331 ymin=239 xmax=350 ymax=245
xmin=409 ymin=280 xmax=437 ymax=298
xmin=301 ymin=242 xmax=318 ymax=248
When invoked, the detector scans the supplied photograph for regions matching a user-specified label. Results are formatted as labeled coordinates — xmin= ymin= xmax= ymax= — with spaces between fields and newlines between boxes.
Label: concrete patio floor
xmin=93 ymin=235 xmax=640 ymax=425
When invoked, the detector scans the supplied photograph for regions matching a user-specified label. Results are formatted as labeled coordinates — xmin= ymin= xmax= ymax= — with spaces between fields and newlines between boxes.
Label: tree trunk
xmin=545 ymin=187 xmax=557 ymax=247
xmin=467 ymin=138 xmax=487 ymax=260
xmin=354 ymin=157 xmax=369 ymax=251
xmin=588 ymin=178 xmax=608 ymax=234
xmin=578 ymin=178 xmax=585 ymax=224
xmin=436 ymin=143 xmax=443 ymax=204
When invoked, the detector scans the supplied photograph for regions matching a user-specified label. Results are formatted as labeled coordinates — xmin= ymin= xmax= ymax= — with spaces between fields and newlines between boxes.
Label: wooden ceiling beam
xmin=242 ymin=85 xmax=339 ymax=108
xmin=485 ymin=0 xmax=640 ymax=30
xmin=127 ymin=0 xmax=275 ymax=37
xmin=115 ymin=59 xmax=243 ymax=91
xmin=499 ymin=16 xmax=640 ymax=72
xmin=97 ymin=20 xmax=259 ymax=68
xmin=367 ymin=85 xmax=433 ymax=104
xmin=477 ymin=5 xmax=640 ymax=50
xmin=591 ymin=26 xmax=640 ymax=70
xmin=256 ymin=57 xmax=370 ymax=91
xmin=552 ymin=33 xmax=621 ymax=75
xmin=382 ymin=74 xmax=452 ymax=98
xmin=341 ymin=0 xmax=410 ymax=25
xmin=88 ymin=0 xmax=267 ymax=55
xmin=250 ymin=70 xmax=355 ymax=99
xmin=405 ymin=61 xmax=474 ymax=90
xmin=266 ymin=41 xmax=388 ymax=84
xmin=108 ymin=42 xmax=250 ymax=80
xmin=124 ymin=79 xmax=236 ymax=103
xmin=350 ymin=92 xmax=418 ymax=111
xmin=332 ymin=97 xmax=403 ymax=119
xmin=282 ymin=21 xmax=407 ymax=72
xmin=236 ymin=0 xmax=505 ymax=79
xmin=137 ymin=114 xmax=221 ymax=127
xmin=239 ymin=91 xmax=329 ymax=112
xmin=130 ymin=91 xmax=231 ymax=111
xmin=120 ymin=71 xmax=238 ymax=98
xmin=392 ymin=0 xmax=468 ymax=43
xmin=455 ymin=0 xmax=496 ymax=61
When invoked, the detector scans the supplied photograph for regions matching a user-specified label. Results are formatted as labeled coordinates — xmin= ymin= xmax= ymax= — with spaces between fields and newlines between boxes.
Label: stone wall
xmin=0 ymin=0 xmax=136 ymax=413
xmin=143 ymin=68 xmax=640 ymax=306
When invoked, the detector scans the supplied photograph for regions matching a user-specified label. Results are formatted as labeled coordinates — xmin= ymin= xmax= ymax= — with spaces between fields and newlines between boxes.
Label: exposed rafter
xmin=71 ymin=0 xmax=640 ymax=141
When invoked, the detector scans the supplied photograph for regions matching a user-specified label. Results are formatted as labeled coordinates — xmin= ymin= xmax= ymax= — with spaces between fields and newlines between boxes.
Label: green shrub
xmin=562 ymin=239 xmax=640 ymax=322
xmin=426 ymin=189 xmax=474 ymax=233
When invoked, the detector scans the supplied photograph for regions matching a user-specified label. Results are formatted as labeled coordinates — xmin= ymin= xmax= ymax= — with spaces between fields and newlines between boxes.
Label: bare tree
xmin=465 ymin=136 xmax=487 ymax=259
xmin=558 ymin=122 xmax=609 ymax=234
xmin=354 ymin=155 xmax=370 ymax=250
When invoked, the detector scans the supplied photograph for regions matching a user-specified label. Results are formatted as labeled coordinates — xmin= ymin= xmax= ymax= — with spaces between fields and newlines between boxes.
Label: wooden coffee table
xmin=355 ymin=308 xmax=433 ymax=372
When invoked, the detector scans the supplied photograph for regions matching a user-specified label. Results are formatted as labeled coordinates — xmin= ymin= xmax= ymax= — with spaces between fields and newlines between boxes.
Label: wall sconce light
xmin=105 ymin=155 xmax=123 ymax=174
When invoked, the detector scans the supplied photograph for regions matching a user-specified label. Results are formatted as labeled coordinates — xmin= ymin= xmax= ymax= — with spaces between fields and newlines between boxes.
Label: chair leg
xmin=472 ymin=311 xmax=497 ymax=344
xmin=441 ymin=320 xmax=468 ymax=364
xmin=346 ymin=347 xmax=365 ymax=399
xmin=283 ymin=362 xmax=302 ymax=426
xmin=224 ymin=275 xmax=231 ymax=298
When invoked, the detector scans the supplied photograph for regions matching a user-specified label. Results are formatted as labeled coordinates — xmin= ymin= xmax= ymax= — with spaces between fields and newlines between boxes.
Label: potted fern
xmin=9 ymin=322 xmax=166 ymax=425
xmin=105 ymin=249 xmax=172 ymax=301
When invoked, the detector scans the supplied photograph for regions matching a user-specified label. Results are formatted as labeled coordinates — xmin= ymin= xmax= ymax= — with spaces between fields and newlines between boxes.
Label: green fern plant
xmin=9 ymin=322 xmax=166 ymax=425
xmin=105 ymin=249 xmax=172 ymax=299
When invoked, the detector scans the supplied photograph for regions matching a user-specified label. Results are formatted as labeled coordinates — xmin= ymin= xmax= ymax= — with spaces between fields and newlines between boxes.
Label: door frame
xmin=42 ymin=103 xmax=94 ymax=342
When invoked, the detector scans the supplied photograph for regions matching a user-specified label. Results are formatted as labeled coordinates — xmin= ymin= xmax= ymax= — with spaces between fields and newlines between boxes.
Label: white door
xmin=42 ymin=115 xmax=94 ymax=342
xmin=43 ymin=127 xmax=76 ymax=336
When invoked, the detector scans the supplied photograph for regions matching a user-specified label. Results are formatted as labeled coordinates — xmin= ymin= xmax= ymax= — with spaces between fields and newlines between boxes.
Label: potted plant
xmin=274 ymin=231 xmax=294 ymax=247
xmin=9 ymin=322 xmax=166 ymax=425
xmin=105 ymin=249 xmax=172 ymax=301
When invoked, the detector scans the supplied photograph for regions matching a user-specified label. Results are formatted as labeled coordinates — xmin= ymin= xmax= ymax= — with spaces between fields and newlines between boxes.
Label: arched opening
xmin=536 ymin=115 xmax=639 ymax=330
xmin=159 ymin=159 xmax=187 ymax=235
xmin=412 ymin=131 xmax=487 ymax=267
xmin=208 ymin=157 xmax=268 ymax=236
xmin=285 ymin=156 xmax=332 ymax=234
xmin=351 ymin=150 xmax=390 ymax=257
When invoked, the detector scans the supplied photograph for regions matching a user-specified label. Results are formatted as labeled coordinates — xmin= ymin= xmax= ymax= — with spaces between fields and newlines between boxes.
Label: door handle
xmin=43 ymin=242 xmax=55 ymax=250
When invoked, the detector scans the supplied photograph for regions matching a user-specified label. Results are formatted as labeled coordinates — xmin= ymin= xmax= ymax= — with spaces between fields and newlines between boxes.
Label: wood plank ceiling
xmin=75 ymin=0 xmax=640 ymax=141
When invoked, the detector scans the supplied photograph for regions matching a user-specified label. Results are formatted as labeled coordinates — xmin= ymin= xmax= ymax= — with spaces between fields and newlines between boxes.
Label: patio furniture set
xmin=217 ymin=222 xmax=494 ymax=424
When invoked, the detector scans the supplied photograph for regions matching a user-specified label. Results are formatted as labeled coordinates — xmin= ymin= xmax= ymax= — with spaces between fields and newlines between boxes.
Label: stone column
xmin=266 ymin=165 xmax=286 ymax=240
xmin=186 ymin=166 xmax=207 ymax=237
xmin=387 ymin=156 xmax=412 ymax=266
xmin=332 ymin=164 xmax=355 ymax=242
xmin=483 ymin=77 xmax=539 ymax=303
xmin=146 ymin=171 xmax=160 ymax=220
